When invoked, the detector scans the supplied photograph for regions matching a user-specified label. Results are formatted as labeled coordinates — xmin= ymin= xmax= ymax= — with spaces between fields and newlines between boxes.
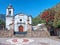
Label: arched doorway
xmin=18 ymin=25 xmax=23 ymax=32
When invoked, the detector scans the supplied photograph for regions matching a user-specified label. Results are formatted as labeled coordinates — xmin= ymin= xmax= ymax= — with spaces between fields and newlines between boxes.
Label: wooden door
xmin=19 ymin=26 xmax=23 ymax=32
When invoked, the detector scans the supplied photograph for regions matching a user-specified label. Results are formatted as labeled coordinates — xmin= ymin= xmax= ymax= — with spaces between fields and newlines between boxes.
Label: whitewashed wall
xmin=14 ymin=14 xmax=29 ymax=32
xmin=6 ymin=13 xmax=32 ymax=32
xmin=6 ymin=17 xmax=13 ymax=30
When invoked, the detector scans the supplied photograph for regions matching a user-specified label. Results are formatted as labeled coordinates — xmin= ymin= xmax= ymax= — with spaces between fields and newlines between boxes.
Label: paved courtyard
xmin=0 ymin=38 xmax=60 ymax=45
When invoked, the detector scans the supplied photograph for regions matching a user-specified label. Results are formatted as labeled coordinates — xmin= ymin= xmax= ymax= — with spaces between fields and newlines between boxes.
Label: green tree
xmin=0 ymin=19 xmax=5 ymax=25
xmin=32 ymin=15 xmax=45 ymax=26
xmin=53 ymin=12 xmax=60 ymax=28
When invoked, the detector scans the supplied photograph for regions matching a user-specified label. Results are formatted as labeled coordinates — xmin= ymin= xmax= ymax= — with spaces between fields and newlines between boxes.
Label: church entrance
xmin=18 ymin=25 xmax=23 ymax=32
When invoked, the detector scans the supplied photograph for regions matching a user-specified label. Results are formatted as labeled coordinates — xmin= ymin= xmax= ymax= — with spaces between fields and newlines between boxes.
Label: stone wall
xmin=0 ymin=29 xmax=50 ymax=38
xmin=26 ymin=30 xmax=50 ymax=38
xmin=0 ymin=30 xmax=14 ymax=38
xmin=26 ymin=26 xmax=50 ymax=37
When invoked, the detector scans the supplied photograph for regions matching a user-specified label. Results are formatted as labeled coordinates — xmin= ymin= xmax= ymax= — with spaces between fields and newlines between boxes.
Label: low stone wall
xmin=0 ymin=25 xmax=50 ymax=38
xmin=0 ymin=29 xmax=50 ymax=38
xmin=0 ymin=30 xmax=14 ymax=38
xmin=27 ymin=26 xmax=50 ymax=37
xmin=27 ymin=30 xmax=50 ymax=38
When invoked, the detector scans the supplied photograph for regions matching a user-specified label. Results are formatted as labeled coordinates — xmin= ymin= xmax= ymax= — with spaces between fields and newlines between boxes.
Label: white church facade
xmin=6 ymin=5 xmax=32 ymax=33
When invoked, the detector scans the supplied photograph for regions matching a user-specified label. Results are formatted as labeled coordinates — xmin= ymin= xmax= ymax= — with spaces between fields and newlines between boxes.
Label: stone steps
xmin=15 ymin=34 xmax=26 ymax=37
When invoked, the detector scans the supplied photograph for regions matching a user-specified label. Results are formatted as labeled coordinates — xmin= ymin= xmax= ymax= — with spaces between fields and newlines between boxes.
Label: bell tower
xmin=6 ymin=4 xmax=14 ymax=16
xmin=6 ymin=4 xmax=14 ymax=30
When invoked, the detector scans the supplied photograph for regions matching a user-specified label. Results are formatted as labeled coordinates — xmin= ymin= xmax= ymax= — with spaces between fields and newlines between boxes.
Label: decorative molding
xmin=17 ymin=22 xmax=25 ymax=24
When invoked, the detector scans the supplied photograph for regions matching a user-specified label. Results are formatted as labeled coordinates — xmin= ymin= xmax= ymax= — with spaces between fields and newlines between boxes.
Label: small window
xmin=20 ymin=19 xmax=22 ymax=21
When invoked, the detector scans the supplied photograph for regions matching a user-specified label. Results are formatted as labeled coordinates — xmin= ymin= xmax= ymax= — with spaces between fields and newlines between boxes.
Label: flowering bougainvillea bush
xmin=40 ymin=9 xmax=55 ymax=26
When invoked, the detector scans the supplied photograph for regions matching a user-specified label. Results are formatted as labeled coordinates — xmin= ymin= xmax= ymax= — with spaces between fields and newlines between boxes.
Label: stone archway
xmin=18 ymin=25 xmax=23 ymax=32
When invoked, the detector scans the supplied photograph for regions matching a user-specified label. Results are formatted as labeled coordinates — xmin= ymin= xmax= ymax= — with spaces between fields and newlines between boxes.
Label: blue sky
xmin=0 ymin=0 xmax=60 ymax=17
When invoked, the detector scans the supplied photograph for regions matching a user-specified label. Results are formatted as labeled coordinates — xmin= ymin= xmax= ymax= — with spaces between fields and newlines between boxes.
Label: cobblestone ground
xmin=0 ymin=38 xmax=60 ymax=45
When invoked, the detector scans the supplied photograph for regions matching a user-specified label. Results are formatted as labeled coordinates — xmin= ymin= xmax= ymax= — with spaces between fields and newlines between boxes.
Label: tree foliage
xmin=40 ymin=9 xmax=55 ymax=26
xmin=53 ymin=10 xmax=60 ymax=28
xmin=0 ymin=19 xmax=5 ymax=25
xmin=32 ymin=15 xmax=45 ymax=26
xmin=40 ymin=3 xmax=60 ymax=28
